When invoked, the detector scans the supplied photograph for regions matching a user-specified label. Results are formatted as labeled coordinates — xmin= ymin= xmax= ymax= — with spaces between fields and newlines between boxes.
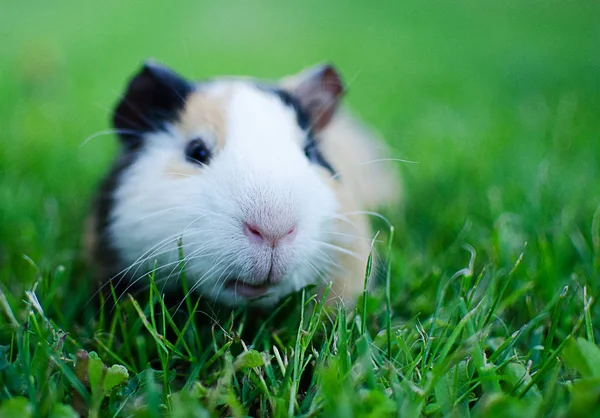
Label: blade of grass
xmin=386 ymin=226 xmax=395 ymax=361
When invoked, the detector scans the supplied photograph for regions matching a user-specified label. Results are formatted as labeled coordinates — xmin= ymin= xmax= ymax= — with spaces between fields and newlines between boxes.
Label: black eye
xmin=185 ymin=138 xmax=211 ymax=165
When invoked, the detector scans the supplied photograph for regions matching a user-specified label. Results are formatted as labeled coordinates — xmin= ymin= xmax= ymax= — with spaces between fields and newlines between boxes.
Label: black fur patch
xmin=269 ymin=88 xmax=312 ymax=132
xmin=91 ymin=150 xmax=139 ymax=283
xmin=303 ymin=135 xmax=336 ymax=176
xmin=113 ymin=62 xmax=195 ymax=149
xmin=260 ymin=85 xmax=337 ymax=176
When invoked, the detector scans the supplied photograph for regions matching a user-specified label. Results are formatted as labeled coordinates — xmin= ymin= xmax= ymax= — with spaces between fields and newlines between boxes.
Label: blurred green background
xmin=0 ymin=1 xmax=599 ymax=323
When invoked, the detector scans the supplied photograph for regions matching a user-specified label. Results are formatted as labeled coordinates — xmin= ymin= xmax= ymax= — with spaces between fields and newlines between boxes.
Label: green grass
xmin=1 ymin=1 xmax=600 ymax=416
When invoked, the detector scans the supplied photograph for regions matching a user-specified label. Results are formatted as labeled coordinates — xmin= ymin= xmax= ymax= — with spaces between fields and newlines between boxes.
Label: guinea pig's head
xmin=106 ymin=61 xmax=345 ymax=307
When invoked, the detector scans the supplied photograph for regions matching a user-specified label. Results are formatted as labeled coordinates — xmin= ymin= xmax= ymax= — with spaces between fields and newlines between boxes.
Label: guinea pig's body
xmin=86 ymin=62 xmax=399 ymax=308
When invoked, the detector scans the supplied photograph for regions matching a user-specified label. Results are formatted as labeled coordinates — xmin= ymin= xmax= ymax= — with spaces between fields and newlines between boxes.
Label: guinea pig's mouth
xmin=225 ymin=279 xmax=271 ymax=299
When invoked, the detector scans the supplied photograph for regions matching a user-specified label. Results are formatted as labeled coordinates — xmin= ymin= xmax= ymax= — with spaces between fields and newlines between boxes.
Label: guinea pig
xmin=85 ymin=61 xmax=400 ymax=308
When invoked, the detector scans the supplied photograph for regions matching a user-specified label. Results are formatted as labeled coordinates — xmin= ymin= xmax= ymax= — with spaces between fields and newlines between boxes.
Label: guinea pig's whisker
xmin=337 ymin=210 xmax=393 ymax=230
xmin=108 ymin=212 xmax=219 ymax=287
xmin=298 ymin=259 xmax=327 ymax=286
xmin=113 ymin=240 xmax=210 ymax=283
xmin=108 ymin=229 xmax=198 ymax=279
xmin=164 ymin=172 xmax=195 ymax=178
xmin=304 ymin=258 xmax=332 ymax=284
xmin=299 ymin=253 xmax=336 ymax=284
xmin=130 ymin=250 xmax=226 ymax=314
xmin=164 ymin=247 xmax=227 ymax=290
xmin=326 ymin=214 xmax=358 ymax=229
xmin=320 ymin=230 xmax=374 ymax=242
xmin=210 ymin=260 xmax=238 ymax=309
xmin=167 ymin=242 xmax=223 ymax=282
xmin=165 ymin=248 xmax=220 ymax=286
xmin=301 ymin=242 xmax=340 ymax=268
xmin=171 ymin=86 xmax=191 ymax=108
xmin=79 ymin=128 xmax=142 ymax=148
xmin=109 ymin=231 xmax=206 ymax=290
xmin=329 ymin=157 xmax=418 ymax=181
xmin=112 ymin=91 xmax=166 ymax=133
xmin=311 ymin=249 xmax=343 ymax=272
xmin=309 ymin=240 xmax=360 ymax=260
xmin=114 ymin=206 xmax=205 ymax=225
xmin=111 ymin=260 xmax=190 ymax=309
xmin=192 ymin=308 xmax=231 ymax=336
xmin=112 ymin=212 xmax=218 ymax=245
xmin=109 ymin=240 xmax=221 ymax=307
xmin=130 ymin=275 xmax=172 ymax=297
xmin=159 ymin=275 xmax=173 ymax=295
xmin=90 ymin=230 xmax=184 ymax=299
xmin=161 ymin=248 xmax=223 ymax=294
xmin=93 ymin=99 xmax=161 ymax=134
xmin=110 ymin=261 xmax=184 ymax=308
xmin=312 ymin=251 xmax=354 ymax=304
xmin=359 ymin=157 xmax=419 ymax=166
xmin=175 ymin=254 xmax=231 ymax=315
xmin=208 ymin=256 xmax=237 ymax=298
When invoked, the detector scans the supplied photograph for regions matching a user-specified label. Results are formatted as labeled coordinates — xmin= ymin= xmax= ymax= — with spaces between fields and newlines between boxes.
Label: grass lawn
xmin=1 ymin=1 xmax=600 ymax=416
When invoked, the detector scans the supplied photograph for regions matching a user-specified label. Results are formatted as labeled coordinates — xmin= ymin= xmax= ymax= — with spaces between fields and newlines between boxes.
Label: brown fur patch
xmin=315 ymin=109 xmax=402 ymax=306
xmin=177 ymin=88 xmax=229 ymax=149
xmin=164 ymin=86 xmax=232 ymax=178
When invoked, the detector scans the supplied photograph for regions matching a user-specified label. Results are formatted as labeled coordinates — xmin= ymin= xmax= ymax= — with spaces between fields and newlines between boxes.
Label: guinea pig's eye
xmin=185 ymin=138 xmax=212 ymax=165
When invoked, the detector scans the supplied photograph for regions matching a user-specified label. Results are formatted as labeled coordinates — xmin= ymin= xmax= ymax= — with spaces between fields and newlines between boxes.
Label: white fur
xmin=108 ymin=83 xmax=339 ymax=306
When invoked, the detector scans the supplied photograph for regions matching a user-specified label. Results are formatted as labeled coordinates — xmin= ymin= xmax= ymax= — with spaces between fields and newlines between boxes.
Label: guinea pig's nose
xmin=244 ymin=222 xmax=297 ymax=246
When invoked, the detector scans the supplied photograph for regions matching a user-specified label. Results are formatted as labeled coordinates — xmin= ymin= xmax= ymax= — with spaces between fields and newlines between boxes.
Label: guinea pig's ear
xmin=112 ymin=61 xmax=194 ymax=148
xmin=281 ymin=64 xmax=344 ymax=133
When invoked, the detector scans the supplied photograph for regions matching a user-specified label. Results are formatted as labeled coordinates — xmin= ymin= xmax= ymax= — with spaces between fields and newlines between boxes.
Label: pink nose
xmin=244 ymin=222 xmax=297 ymax=246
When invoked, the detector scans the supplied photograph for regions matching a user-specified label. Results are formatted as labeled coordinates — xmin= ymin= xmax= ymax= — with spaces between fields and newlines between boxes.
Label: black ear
xmin=284 ymin=64 xmax=344 ymax=133
xmin=112 ymin=61 xmax=194 ymax=148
